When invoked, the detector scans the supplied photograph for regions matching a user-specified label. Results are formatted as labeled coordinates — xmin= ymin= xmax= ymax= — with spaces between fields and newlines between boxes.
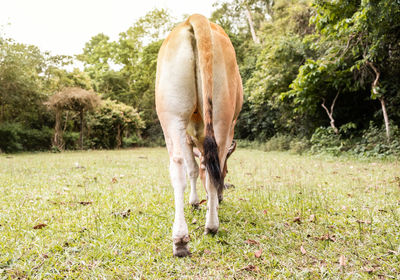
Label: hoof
xmin=204 ymin=227 xmax=218 ymax=235
xmin=218 ymin=194 xmax=223 ymax=204
xmin=173 ymin=235 xmax=191 ymax=257
xmin=191 ymin=203 xmax=199 ymax=209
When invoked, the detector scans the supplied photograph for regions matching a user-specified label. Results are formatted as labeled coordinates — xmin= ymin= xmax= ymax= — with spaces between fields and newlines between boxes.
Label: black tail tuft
xmin=203 ymin=135 xmax=223 ymax=192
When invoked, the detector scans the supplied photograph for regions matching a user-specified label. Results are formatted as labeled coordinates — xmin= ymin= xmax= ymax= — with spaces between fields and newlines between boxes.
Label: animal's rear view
xmin=155 ymin=14 xmax=243 ymax=257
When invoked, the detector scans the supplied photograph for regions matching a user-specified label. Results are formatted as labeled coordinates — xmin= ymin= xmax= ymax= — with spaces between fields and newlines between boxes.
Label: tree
xmin=239 ymin=0 xmax=316 ymax=137
xmin=308 ymin=0 xmax=400 ymax=140
xmin=0 ymin=38 xmax=46 ymax=125
xmin=78 ymin=9 xmax=175 ymax=140
xmin=87 ymin=99 xmax=144 ymax=149
xmin=46 ymin=87 xmax=101 ymax=150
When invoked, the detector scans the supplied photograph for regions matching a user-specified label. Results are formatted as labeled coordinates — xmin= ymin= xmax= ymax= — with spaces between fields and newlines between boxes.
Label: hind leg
xmin=186 ymin=138 xmax=200 ymax=207
xmin=162 ymin=117 xmax=200 ymax=257
xmin=204 ymin=172 xmax=219 ymax=234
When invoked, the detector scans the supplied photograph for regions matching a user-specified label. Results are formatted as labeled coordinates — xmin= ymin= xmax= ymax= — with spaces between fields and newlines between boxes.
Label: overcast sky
xmin=0 ymin=0 xmax=216 ymax=57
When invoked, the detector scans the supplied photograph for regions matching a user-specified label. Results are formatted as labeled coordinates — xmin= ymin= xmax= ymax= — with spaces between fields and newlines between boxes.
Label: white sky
xmin=0 ymin=0 xmax=217 ymax=57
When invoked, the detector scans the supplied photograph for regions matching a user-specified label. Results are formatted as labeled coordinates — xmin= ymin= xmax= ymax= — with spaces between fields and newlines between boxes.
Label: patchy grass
xmin=0 ymin=148 xmax=399 ymax=279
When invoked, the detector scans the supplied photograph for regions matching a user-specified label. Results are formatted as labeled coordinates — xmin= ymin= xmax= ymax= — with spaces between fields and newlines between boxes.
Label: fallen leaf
xmin=300 ymin=245 xmax=307 ymax=255
xmin=315 ymin=233 xmax=336 ymax=242
xmin=356 ymin=219 xmax=371 ymax=225
xmin=242 ymin=264 xmax=259 ymax=272
xmin=254 ymin=248 xmax=263 ymax=258
xmin=339 ymin=255 xmax=346 ymax=267
xmin=33 ymin=223 xmax=47 ymax=229
xmin=78 ymin=201 xmax=92 ymax=205
xmin=113 ymin=209 xmax=131 ymax=218
xmin=112 ymin=177 xmax=118 ymax=183
xmin=364 ymin=266 xmax=375 ymax=273
xmin=245 ymin=239 xmax=260 ymax=245
xmin=293 ymin=216 xmax=301 ymax=223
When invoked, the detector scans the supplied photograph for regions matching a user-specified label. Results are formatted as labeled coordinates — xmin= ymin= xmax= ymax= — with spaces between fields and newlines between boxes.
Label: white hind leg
xmin=204 ymin=172 xmax=219 ymax=234
xmin=186 ymin=138 xmax=200 ymax=207
xmin=163 ymin=119 xmax=199 ymax=257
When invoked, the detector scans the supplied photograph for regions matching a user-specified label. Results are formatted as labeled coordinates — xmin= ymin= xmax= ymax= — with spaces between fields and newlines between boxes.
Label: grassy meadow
xmin=0 ymin=148 xmax=399 ymax=279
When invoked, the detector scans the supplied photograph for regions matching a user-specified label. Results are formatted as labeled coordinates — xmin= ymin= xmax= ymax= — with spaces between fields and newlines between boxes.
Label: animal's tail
xmin=188 ymin=14 xmax=223 ymax=192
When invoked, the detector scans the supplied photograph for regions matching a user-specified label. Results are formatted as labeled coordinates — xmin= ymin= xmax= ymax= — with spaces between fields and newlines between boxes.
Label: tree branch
xmin=321 ymin=91 xmax=340 ymax=134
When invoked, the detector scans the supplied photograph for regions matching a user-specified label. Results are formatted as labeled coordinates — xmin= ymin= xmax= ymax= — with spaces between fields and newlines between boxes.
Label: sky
xmin=0 ymin=0 xmax=216 ymax=57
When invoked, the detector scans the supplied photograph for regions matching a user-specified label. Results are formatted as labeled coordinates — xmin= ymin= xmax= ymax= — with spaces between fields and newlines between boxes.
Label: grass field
xmin=0 ymin=148 xmax=399 ymax=279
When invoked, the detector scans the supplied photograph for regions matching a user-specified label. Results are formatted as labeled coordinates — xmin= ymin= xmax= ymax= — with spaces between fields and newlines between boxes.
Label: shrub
xmin=18 ymin=127 xmax=53 ymax=151
xmin=0 ymin=123 xmax=53 ymax=153
xmin=63 ymin=132 xmax=80 ymax=150
xmin=86 ymin=99 xmax=144 ymax=149
xmin=289 ymin=137 xmax=310 ymax=154
xmin=0 ymin=123 xmax=23 ymax=153
xmin=353 ymin=122 xmax=400 ymax=158
xmin=122 ymin=134 xmax=144 ymax=148
xmin=310 ymin=127 xmax=342 ymax=155
xmin=264 ymin=134 xmax=293 ymax=151
xmin=236 ymin=139 xmax=264 ymax=150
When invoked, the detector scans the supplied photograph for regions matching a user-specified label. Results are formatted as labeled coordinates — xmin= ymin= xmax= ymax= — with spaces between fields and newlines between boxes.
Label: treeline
xmin=0 ymin=0 xmax=399 ymax=157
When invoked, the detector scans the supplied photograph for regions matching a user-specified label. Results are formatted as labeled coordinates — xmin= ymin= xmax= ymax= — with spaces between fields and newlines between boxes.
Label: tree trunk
xmin=244 ymin=7 xmax=260 ymax=44
xmin=367 ymin=61 xmax=390 ymax=141
xmin=63 ymin=111 xmax=69 ymax=132
xmin=79 ymin=109 xmax=84 ymax=150
xmin=53 ymin=109 xmax=64 ymax=150
xmin=0 ymin=100 xmax=3 ymax=123
xmin=116 ymin=124 xmax=122 ymax=149
xmin=321 ymin=92 xmax=340 ymax=134
xmin=380 ymin=97 xmax=390 ymax=141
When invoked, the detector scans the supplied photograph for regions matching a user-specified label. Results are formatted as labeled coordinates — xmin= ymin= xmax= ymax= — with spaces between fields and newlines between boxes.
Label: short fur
xmin=155 ymin=14 xmax=243 ymax=257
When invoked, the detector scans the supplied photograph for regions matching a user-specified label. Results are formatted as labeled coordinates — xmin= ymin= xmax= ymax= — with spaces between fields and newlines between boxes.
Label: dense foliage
xmin=0 ymin=0 xmax=399 ymax=157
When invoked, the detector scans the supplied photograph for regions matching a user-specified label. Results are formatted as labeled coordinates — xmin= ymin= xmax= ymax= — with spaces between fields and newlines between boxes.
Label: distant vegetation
xmin=0 ymin=0 xmax=399 ymax=157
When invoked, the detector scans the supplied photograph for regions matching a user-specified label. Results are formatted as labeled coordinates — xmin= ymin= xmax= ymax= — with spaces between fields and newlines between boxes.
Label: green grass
xmin=0 ymin=148 xmax=399 ymax=279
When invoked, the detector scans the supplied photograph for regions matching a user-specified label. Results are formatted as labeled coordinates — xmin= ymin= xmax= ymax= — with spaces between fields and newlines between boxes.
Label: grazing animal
xmin=155 ymin=14 xmax=243 ymax=257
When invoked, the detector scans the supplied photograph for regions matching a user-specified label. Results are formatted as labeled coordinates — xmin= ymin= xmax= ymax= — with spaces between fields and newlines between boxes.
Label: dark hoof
xmin=218 ymin=194 xmax=223 ymax=203
xmin=204 ymin=227 xmax=218 ymax=235
xmin=191 ymin=203 xmax=199 ymax=209
xmin=173 ymin=235 xmax=191 ymax=257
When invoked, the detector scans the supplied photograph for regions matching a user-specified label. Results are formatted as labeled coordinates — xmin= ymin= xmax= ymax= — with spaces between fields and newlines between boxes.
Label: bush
xmin=122 ymin=134 xmax=144 ymax=148
xmin=236 ymin=139 xmax=264 ymax=150
xmin=310 ymin=127 xmax=343 ymax=155
xmin=353 ymin=122 xmax=400 ymax=158
xmin=86 ymin=99 xmax=144 ymax=149
xmin=289 ymin=137 xmax=310 ymax=154
xmin=264 ymin=134 xmax=293 ymax=151
xmin=18 ymin=127 xmax=53 ymax=151
xmin=64 ymin=132 xmax=80 ymax=150
xmin=0 ymin=123 xmax=52 ymax=153
xmin=0 ymin=123 xmax=23 ymax=153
